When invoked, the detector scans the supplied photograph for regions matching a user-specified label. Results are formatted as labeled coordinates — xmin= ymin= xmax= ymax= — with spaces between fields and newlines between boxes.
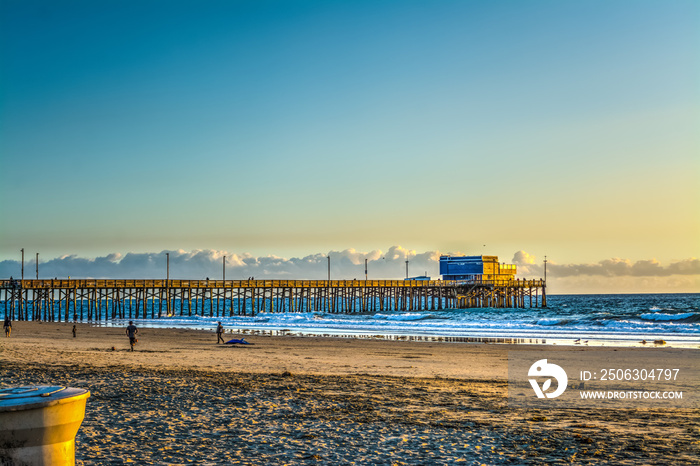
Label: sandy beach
xmin=1 ymin=322 xmax=698 ymax=465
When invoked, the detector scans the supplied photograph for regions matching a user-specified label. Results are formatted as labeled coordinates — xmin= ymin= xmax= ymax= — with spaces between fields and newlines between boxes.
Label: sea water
xmin=98 ymin=293 xmax=700 ymax=348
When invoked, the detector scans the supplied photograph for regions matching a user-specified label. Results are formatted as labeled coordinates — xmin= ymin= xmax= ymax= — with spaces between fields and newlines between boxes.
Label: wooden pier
xmin=2 ymin=278 xmax=546 ymax=322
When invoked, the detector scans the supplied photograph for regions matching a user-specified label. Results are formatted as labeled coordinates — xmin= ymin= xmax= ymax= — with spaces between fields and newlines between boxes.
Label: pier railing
xmin=2 ymin=278 xmax=544 ymax=289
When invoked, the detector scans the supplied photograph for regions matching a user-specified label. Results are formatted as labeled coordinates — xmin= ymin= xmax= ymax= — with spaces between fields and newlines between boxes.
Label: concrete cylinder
xmin=0 ymin=386 xmax=90 ymax=466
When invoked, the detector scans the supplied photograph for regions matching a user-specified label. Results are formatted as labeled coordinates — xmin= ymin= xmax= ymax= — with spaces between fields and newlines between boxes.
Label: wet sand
xmin=1 ymin=322 xmax=698 ymax=465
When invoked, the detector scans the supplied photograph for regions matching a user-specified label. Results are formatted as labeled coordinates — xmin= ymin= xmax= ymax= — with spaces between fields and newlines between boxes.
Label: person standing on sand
xmin=126 ymin=321 xmax=138 ymax=351
xmin=72 ymin=325 xmax=77 ymax=338
xmin=216 ymin=321 xmax=224 ymax=344
xmin=3 ymin=316 xmax=11 ymax=338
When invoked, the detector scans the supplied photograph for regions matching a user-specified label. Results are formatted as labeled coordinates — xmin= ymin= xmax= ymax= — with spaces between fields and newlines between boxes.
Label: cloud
xmin=0 ymin=247 xmax=442 ymax=280
xmin=668 ymin=258 xmax=700 ymax=275
xmin=512 ymin=250 xmax=537 ymax=265
xmin=512 ymin=252 xmax=700 ymax=279
xmin=550 ymin=275 xmax=700 ymax=295
xmin=509 ymin=253 xmax=700 ymax=293
xmin=549 ymin=257 xmax=700 ymax=278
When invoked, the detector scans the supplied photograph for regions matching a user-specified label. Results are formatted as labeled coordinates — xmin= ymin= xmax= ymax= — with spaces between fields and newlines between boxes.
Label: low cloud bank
xmin=512 ymin=251 xmax=700 ymax=278
xmin=0 ymin=246 xmax=440 ymax=280
xmin=0 ymin=248 xmax=697 ymax=282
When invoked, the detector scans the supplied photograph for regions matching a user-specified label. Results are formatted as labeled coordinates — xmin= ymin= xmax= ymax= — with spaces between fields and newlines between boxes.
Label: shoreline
xmin=44 ymin=319 xmax=700 ymax=349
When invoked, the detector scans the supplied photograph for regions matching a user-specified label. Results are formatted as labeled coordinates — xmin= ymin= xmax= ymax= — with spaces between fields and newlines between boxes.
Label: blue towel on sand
xmin=225 ymin=338 xmax=252 ymax=345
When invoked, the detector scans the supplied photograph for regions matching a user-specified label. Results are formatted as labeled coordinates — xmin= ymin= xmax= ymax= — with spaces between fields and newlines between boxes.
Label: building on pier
xmin=439 ymin=255 xmax=516 ymax=282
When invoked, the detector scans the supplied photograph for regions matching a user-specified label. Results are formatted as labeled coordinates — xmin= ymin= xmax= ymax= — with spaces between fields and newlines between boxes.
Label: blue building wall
xmin=440 ymin=255 xmax=516 ymax=281
xmin=439 ymin=256 xmax=484 ymax=280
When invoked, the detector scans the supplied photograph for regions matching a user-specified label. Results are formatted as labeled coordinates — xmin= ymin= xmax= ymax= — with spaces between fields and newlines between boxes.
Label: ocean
xmin=96 ymin=293 xmax=700 ymax=348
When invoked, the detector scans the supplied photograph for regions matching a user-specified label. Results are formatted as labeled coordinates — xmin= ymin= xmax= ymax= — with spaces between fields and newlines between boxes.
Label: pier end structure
xmin=439 ymin=255 xmax=547 ymax=308
xmin=439 ymin=255 xmax=517 ymax=282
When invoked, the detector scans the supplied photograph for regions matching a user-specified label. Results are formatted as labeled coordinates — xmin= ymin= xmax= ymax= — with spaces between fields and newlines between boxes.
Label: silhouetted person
xmin=216 ymin=322 xmax=224 ymax=344
xmin=126 ymin=321 xmax=138 ymax=351
xmin=3 ymin=316 xmax=11 ymax=338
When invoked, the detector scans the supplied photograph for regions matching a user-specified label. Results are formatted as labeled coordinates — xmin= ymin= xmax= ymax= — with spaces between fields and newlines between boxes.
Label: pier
xmin=2 ymin=278 xmax=545 ymax=322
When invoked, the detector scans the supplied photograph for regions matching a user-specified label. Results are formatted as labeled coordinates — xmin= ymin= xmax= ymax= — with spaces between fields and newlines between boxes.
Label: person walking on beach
xmin=126 ymin=321 xmax=138 ymax=351
xmin=216 ymin=321 xmax=224 ymax=344
xmin=3 ymin=316 xmax=11 ymax=338
xmin=72 ymin=325 xmax=77 ymax=338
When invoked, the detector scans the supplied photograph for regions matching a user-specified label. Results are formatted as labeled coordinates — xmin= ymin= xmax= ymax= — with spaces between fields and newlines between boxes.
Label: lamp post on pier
xmin=164 ymin=252 xmax=171 ymax=317
xmin=405 ymin=260 xmax=409 ymax=279
xmin=327 ymin=255 xmax=331 ymax=281
xmin=544 ymin=256 xmax=547 ymax=283
xmin=223 ymin=256 xmax=226 ymax=281
xmin=35 ymin=253 xmax=39 ymax=279
xmin=21 ymin=248 xmax=24 ymax=281
xmin=543 ymin=255 xmax=548 ymax=308
xmin=365 ymin=258 xmax=368 ymax=281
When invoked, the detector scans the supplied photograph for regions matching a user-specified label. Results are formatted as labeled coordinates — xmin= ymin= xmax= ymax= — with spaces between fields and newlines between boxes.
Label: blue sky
xmin=1 ymin=0 xmax=698 ymax=291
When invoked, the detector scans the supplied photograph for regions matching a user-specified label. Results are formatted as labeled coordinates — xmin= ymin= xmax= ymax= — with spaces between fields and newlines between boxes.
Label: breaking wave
xmin=640 ymin=312 xmax=699 ymax=322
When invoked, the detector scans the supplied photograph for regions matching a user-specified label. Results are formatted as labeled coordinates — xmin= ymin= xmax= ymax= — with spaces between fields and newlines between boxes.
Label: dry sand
xmin=1 ymin=322 xmax=698 ymax=465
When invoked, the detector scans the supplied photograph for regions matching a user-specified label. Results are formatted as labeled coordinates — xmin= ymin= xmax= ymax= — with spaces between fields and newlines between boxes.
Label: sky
xmin=1 ymin=0 xmax=698 ymax=293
